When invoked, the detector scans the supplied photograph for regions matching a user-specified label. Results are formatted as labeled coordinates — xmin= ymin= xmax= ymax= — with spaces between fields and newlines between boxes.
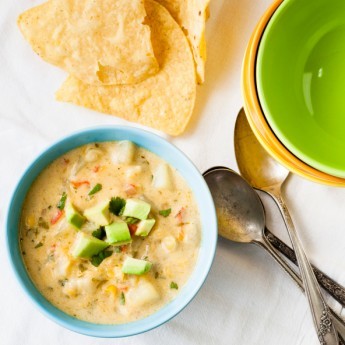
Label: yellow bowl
xmin=242 ymin=0 xmax=345 ymax=187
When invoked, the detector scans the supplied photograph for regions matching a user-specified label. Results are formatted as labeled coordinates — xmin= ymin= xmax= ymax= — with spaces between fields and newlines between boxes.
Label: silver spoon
xmin=203 ymin=167 xmax=343 ymax=343
xmin=234 ymin=108 xmax=338 ymax=344
xmin=235 ymin=108 xmax=345 ymax=306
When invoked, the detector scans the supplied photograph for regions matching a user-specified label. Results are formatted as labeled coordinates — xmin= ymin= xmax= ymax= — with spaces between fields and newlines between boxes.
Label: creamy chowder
xmin=20 ymin=141 xmax=201 ymax=324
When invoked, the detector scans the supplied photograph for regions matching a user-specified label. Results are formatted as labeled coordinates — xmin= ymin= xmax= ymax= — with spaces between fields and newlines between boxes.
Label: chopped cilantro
xmin=159 ymin=208 xmax=171 ymax=217
xmin=92 ymin=227 xmax=106 ymax=239
xmin=90 ymin=256 xmax=102 ymax=267
xmin=34 ymin=242 xmax=43 ymax=248
xmin=88 ymin=183 xmax=102 ymax=196
xmin=124 ymin=217 xmax=140 ymax=224
xmin=78 ymin=263 xmax=87 ymax=272
xmin=57 ymin=192 xmax=67 ymax=210
xmin=120 ymin=292 xmax=126 ymax=305
xmin=38 ymin=217 xmax=49 ymax=229
xmin=90 ymin=249 xmax=112 ymax=267
xmin=109 ymin=197 xmax=126 ymax=216
xmin=170 ymin=281 xmax=178 ymax=290
xmin=114 ymin=247 xmax=121 ymax=253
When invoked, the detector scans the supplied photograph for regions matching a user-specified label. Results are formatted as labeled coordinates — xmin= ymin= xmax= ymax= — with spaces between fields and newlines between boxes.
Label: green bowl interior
xmin=257 ymin=0 xmax=345 ymax=178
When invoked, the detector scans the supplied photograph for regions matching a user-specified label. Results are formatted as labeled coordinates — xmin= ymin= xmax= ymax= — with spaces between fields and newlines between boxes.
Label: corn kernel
xmin=106 ymin=269 xmax=115 ymax=279
xmin=63 ymin=285 xmax=78 ymax=297
xmin=177 ymin=229 xmax=185 ymax=242
xmin=26 ymin=214 xmax=36 ymax=228
xmin=105 ymin=285 xmax=117 ymax=296
xmin=162 ymin=236 xmax=177 ymax=252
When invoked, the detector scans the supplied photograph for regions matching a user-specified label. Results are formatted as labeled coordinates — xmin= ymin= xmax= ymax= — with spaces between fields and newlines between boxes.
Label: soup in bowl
xmin=6 ymin=126 xmax=217 ymax=337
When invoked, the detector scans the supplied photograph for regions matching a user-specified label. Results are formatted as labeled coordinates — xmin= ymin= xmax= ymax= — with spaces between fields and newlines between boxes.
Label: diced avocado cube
xmin=84 ymin=200 xmax=111 ymax=226
xmin=152 ymin=163 xmax=174 ymax=190
xmin=122 ymin=257 xmax=152 ymax=275
xmin=122 ymin=198 xmax=151 ymax=220
xmin=135 ymin=219 xmax=156 ymax=237
xmin=114 ymin=141 xmax=136 ymax=165
xmin=71 ymin=231 xmax=108 ymax=258
xmin=65 ymin=202 xmax=86 ymax=229
xmin=105 ymin=221 xmax=132 ymax=245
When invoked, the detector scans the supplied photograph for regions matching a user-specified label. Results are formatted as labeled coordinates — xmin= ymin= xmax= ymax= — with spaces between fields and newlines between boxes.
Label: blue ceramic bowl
xmin=6 ymin=126 xmax=217 ymax=338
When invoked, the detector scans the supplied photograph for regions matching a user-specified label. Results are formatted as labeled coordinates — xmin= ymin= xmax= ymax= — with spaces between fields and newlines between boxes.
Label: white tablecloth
xmin=2 ymin=1 xmax=345 ymax=344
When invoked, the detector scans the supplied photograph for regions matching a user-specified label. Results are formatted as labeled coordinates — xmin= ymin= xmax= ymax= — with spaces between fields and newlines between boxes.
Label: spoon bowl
xmin=234 ymin=108 xmax=288 ymax=189
xmin=203 ymin=166 xmax=265 ymax=243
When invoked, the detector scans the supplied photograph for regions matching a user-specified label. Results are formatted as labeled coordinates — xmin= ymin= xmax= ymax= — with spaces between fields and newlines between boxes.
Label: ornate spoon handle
xmin=256 ymin=236 xmax=345 ymax=344
xmin=264 ymin=228 xmax=345 ymax=308
xmin=271 ymin=191 xmax=338 ymax=344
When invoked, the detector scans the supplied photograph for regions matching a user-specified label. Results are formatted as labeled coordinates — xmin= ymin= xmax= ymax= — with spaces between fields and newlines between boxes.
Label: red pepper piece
xmin=51 ymin=209 xmax=64 ymax=225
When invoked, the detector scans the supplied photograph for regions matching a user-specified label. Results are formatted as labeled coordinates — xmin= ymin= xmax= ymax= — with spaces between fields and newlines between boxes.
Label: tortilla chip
xmin=18 ymin=0 xmax=159 ymax=85
xmin=155 ymin=0 xmax=210 ymax=83
xmin=56 ymin=0 xmax=196 ymax=136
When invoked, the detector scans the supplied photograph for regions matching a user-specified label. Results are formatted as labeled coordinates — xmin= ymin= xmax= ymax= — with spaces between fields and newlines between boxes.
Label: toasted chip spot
xmin=155 ymin=0 xmax=210 ymax=83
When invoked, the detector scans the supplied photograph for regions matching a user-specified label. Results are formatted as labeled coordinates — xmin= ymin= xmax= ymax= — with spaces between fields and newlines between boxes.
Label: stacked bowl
xmin=242 ymin=0 xmax=345 ymax=186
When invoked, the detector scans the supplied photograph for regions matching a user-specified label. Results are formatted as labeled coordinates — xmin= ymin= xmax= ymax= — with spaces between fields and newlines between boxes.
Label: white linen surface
xmin=1 ymin=0 xmax=345 ymax=344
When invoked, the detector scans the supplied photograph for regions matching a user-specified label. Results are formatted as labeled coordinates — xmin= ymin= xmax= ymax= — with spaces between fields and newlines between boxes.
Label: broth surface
xmin=20 ymin=141 xmax=200 ymax=324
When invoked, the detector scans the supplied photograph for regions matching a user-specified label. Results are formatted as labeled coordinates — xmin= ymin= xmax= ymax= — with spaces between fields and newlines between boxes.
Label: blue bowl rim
xmin=5 ymin=125 xmax=218 ymax=338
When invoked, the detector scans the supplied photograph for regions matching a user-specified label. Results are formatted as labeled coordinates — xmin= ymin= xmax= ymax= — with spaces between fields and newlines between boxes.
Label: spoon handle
xmin=273 ymin=191 xmax=338 ymax=345
xmin=256 ymin=238 xmax=345 ymax=344
xmin=264 ymin=228 xmax=345 ymax=308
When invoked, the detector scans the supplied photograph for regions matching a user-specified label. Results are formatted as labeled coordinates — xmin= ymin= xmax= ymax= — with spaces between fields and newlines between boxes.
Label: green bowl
xmin=256 ymin=0 xmax=345 ymax=178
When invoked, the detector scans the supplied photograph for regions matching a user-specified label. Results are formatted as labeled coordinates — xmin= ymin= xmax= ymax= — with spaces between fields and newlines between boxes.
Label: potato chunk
xmin=126 ymin=279 xmax=160 ymax=307
xmin=112 ymin=141 xmax=136 ymax=165
xmin=152 ymin=164 xmax=174 ymax=190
